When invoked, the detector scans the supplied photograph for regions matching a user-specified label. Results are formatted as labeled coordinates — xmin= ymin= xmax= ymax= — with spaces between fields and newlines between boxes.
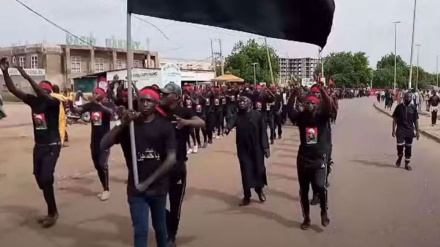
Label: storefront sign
xmin=106 ymin=69 xmax=162 ymax=89
xmin=0 ymin=68 xmax=45 ymax=76
xmin=65 ymin=34 xmax=142 ymax=50
xmin=161 ymin=63 xmax=181 ymax=86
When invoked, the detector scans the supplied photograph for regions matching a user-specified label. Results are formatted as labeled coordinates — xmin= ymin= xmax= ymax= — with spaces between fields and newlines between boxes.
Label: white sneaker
xmin=187 ymin=149 xmax=193 ymax=155
xmin=216 ymin=135 xmax=221 ymax=139
xmin=100 ymin=191 xmax=110 ymax=201
xmin=192 ymin=146 xmax=198 ymax=154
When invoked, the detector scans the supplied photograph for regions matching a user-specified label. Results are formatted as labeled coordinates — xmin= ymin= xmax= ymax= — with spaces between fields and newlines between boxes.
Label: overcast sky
xmin=1 ymin=0 xmax=439 ymax=72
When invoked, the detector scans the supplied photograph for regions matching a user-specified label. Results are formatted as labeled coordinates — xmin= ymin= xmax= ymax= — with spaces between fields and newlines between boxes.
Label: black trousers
xmin=273 ymin=112 xmax=283 ymax=137
xmin=194 ymin=127 xmax=207 ymax=145
xmin=206 ymin=112 xmax=215 ymax=141
xmin=396 ymin=132 xmax=414 ymax=161
xmin=91 ymin=143 xmax=110 ymax=191
xmin=297 ymin=157 xmax=328 ymax=218
xmin=281 ymin=105 xmax=288 ymax=124
xmin=33 ymin=144 xmax=61 ymax=216
xmin=215 ymin=111 xmax=224 ymax=135
xmin=244 ymin=187 xmax=263 ymax=199
xmin=166 ymin=163 xmax=187 ymax=239
xmin=432 ymin=109 xmax=437 ymax=125
xmin=265 ymin=111 xmax=275 ymax=141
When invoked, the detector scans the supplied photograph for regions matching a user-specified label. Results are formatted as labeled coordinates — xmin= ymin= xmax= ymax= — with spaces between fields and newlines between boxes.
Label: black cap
xmin=160 ymin=82 xmax=182 ymax=96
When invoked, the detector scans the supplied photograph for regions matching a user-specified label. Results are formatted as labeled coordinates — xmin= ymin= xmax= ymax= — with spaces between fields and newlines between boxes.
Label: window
xmin=12 ymin=56 xmax=16 ymax=65
xmin=70 ymin=56 xmax=81 ymax=73
xmin=95 ymin=58 xmax=104 ymax=72
xmin=133 ymin=60 xmax=140 ymax=68
xmin=30 ymin=55 xmax=38 ymax=69
xmin=116 ymin=59 xmax=126 ymax=69
xmin=19 ymin=56 xmax=26 ymax=68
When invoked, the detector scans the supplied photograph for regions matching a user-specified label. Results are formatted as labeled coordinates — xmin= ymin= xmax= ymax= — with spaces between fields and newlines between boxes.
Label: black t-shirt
xmin=213 ymin=96 xmax=223 ymax=111
xmin=116 ymin=116 xmax=176 ymax=196
xmin=295 ymin=110 xmax=331 ymax=161
xmin=165 ymin=106 xmax=196 ymax=163
xmin=194 ymin=96 xmax=205 ymax=117
xmin=23 ymin=94 xmax=61 ymax=145
xmin=81 ymin=102 xmax=112 ymax=145
xmin=392 ymin=103 xmax=419 ymax=135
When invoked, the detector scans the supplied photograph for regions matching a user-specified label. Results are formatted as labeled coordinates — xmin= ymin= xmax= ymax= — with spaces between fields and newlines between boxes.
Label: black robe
xmin=227 ymin=110 xmax=269 ymax=190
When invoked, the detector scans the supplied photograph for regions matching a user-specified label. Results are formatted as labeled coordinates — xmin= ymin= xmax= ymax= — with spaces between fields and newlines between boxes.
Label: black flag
xmin=128 ymin=0 xmax=335 ymax=48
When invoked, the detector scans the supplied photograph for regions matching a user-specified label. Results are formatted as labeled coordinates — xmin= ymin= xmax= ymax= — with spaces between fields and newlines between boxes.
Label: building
xmin=0 ymin=43 xmax=160 ymax=96
xmin=279 ymin=57 xmax=319 ymax=82
xmin=160 ymin=57 xmax=213 ymax=71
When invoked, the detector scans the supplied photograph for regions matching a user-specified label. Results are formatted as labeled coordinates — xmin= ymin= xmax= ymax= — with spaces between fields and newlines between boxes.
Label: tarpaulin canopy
xmin=212 ymin=73 xmax=244 ymax=83
xmin=127 ymin=0 xmax=336 ymax=48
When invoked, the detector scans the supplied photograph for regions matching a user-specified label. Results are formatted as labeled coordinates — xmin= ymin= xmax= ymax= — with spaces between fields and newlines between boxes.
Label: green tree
xmin=224 ymin=39 xmax=279 ymax=84
xmin=314 ymin=52 xmax=372 ymax=87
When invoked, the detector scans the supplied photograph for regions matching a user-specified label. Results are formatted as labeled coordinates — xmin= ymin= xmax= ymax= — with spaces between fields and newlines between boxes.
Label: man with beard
xmin=287 ymin=84 xmax=332 ymax=230
xmin=428 ymin=90 xmax=440 ymax=126
xmin=159 ymin=82 xmax=205 ymax=247
xmin=1 ymin=57 xmax=61 ymax=227
xmin=225 ymin=94 xmax=270 ymax=206
xmin=392 ymin=92 xmax=420 ymax=171
xmin=100 ymin=87 xmax=176 ymax=247
xmin=68 ymin=87 xmax=114 ymax=201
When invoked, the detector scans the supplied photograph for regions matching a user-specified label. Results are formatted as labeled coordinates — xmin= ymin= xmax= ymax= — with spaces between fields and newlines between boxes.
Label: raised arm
xmin=0 ymin=57 xmax=27 ymax=101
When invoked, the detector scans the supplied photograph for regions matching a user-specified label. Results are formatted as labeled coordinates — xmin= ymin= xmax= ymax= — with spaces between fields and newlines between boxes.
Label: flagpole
xmin=126 ymin=12 xmax=139 ymax=185
xmin=264 ymin=38 xmax=275 ymax=85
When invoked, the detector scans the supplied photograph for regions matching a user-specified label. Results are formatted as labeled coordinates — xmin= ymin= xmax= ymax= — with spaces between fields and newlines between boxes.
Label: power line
xmin=14 ymin=0 xmax=94 ymax=46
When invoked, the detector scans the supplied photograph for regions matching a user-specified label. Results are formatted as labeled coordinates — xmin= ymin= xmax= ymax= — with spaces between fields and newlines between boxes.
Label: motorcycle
xmin=66 ymin=108 xmax=90 ymax=125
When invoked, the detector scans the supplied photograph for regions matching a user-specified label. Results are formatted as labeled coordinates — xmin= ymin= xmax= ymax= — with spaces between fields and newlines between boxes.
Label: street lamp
xmin=408 ymin=0 xmax=418 ymax=89
xmin=393 ymin=21 xmax=401 ymax=90
xmin=415 ymin=44 xmax=421 ymax=90
xmin=252 ymin=62 xmax=258 ymax=85
xmin=437 ymin=55 xmax=439 ymax=86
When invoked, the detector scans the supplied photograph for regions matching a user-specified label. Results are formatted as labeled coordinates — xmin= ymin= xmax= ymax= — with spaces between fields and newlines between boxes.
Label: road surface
xmin=0 ymin=97 xmax=439 ymax=247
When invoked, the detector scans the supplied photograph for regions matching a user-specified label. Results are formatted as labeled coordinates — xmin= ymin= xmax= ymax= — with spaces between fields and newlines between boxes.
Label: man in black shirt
xmin=159 ymin=82 xmax=205 ymax=247
xmin=392 ymin=92 xmax=420 ymax=171
xmin=1 ymin=57 xmax=61 ymax=228
xmin=101 ymin=87 xmax=176 ymax=247
xmin=428 ymin=90 xmax=439 ymax=126
xmin=69 ymin=87 xmax=114 ymax=201
xmin=288 ymin=85 xmax=332 ymax=230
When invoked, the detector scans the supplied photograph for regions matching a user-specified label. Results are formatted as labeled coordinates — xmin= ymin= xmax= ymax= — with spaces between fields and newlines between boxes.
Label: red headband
xmin=39 ymin=82 xmax=52 ymax=91
xmin=311 ymin=86 xmax=320 ymax=93
xmin=139 ymin=88 xmax=160 ymax=101
xmin=121 ymin=90 xmax=128 ymax=97
xmin=93 ymin=87 xmax=106 ymax=96
xmin=304 ymin=95 xmax=320 ymax=104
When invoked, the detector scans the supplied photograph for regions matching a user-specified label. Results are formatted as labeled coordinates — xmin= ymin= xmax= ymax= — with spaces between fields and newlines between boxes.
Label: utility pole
xmin=393 ymin=21 xmax=401 ymax=90
xmin=408 ymin=0 xmax=418 ymax=89
xmin=437 ymin=55 xmax=439 ymax=87
xmin=146 ymin=38 xmax=150 ymax=51
xmin=252 ymin=62 xmax=258 ymax=86
xmin=415 ymin=44 xmax=421 ymax=90
xmin=218 ymin=39 xmax=224 ymax=75
xmin=210 ymin=39 xmax=217 ymax=76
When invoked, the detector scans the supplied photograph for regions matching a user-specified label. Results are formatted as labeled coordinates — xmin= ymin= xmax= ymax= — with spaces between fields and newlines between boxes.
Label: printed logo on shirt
xmin=91 ymin=111 xmax=103 ymax=126
xmin=214 ymin=99 xmax=220 ymax=106
xmin=137 ymin=148 xmax=160 ymax=161
xmin=196 ymin=104 xmax=202 ymax=113
xmin=256 ymin=102 xmax=262 ymax=111
xmin=231 ymin=95 xmax=235 ymax=101
xmin=305 ymin=127 xmax=318 ymax=144
xmin=222 ymin=98 xmax=226 ymax=104
xmin=205 ymin=100 xmax=210 ymax=106
xmin=186 ymin=99 xmax=192 ymax=108
xmin=266 ymin=102 xmax=275 ymax=111
xmin=33 ymin=113 xmax=47 ymax=130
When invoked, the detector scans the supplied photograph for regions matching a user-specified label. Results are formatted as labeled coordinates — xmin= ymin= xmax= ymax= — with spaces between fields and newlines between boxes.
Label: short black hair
xmin=52 ymin=85 xmax=60 ymax=93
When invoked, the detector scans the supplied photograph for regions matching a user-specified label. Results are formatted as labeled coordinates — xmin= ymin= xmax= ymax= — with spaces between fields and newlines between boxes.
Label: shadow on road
xmin=267 ymin=172 xmax=298 ymax=182
xmin=350 ymin=159 xmax=395 ymax=169
xmin=269 ymin=161 xmax=296 ymax=169
xmin=186 ymin=187 xmax=323 ymax=233
xmin=0 ymin=204 xmax=198 ymax=247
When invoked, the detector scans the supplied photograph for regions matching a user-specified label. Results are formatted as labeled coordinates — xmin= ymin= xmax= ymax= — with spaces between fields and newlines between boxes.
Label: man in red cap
xmin=287 ymin=84 xmax=332 ymax=230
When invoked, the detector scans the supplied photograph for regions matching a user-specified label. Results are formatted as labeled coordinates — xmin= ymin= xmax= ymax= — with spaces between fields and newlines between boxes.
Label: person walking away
xmin=51 ymin=85 xmax=68 ymax=147
xmin=271 ymin=87 xmax=283 ymax=139
xmin=287 ymin=84 xmax=332 ymax=230
xmin=68 ymin=87 xmax=114 ymax=201
xmin=0 ymin=57 xmax=61 ymax=227
xmin=392 ymin=92 xmax=420 ymax=171
xmin=428 ymin=90 xmax=440 ymax=126
xmin=281 ymin=88 xmax=290 ymax=124
xmin=225 ymin=94 xmax=270 ymax=206
xmin=100 ymin=87 xmax=176 ymax=247
xmin=159 ymin=83 xmax=205 ymax=247
xmin=0 ymin=92 xmax=6 ymax=119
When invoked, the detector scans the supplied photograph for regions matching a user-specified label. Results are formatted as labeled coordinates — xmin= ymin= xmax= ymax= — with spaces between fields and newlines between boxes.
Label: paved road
xmin=1 ymin=97 xmax=440 ymax=247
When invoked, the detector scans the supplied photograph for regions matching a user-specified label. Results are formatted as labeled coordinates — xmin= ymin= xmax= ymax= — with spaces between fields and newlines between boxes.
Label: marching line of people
xmin=0 ymin=55 xmax=367 ymax=246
